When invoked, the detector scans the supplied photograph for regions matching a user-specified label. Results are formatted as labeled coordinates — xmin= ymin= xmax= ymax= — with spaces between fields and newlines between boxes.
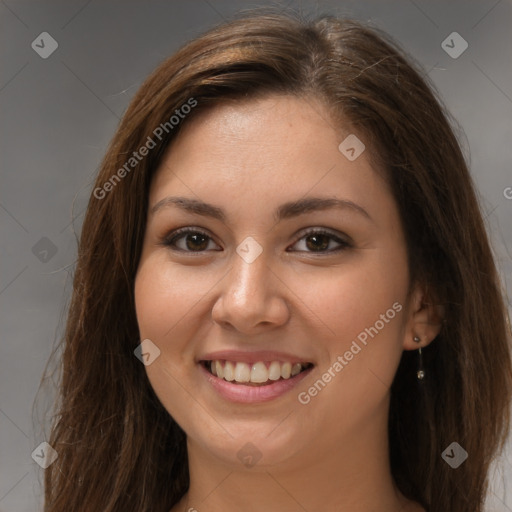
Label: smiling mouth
xmin=201 ymin=360 xmax=314 ymax=386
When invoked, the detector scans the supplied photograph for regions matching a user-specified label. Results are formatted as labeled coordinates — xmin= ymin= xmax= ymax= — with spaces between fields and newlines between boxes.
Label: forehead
xmin=149 ymin=94 xmax=391 ymax=219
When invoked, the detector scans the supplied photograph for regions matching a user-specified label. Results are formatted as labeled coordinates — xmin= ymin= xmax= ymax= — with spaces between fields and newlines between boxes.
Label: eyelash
xmin=161 ymin=227 xmax=352 ymax=254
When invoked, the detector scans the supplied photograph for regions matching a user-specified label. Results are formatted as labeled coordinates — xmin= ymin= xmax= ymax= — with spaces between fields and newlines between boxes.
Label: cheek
xmin=134 ymin=256 xmax=206 ymax=425
xmin=133 ymin=256 xmax=205 ymax=401
xmin=297 ymin=253 xmax=408 ymax=390
xmin=135 ymin=255 xmax=211 ymax=342
xmin=297 ymin=257 xmax=407 ymax=340
xmin=292 ymin=261 xmax=407 ymax=429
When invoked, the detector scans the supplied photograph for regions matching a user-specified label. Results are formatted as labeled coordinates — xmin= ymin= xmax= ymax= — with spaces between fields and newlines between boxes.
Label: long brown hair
xmin=41 ymin=9 xmax=512 ymax=511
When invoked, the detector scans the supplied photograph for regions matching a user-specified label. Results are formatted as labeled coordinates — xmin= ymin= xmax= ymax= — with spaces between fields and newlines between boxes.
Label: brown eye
xmin=289 ymin=229 xmax=351 ymax=253
xmin=184 ymin=233 xmax=209 ymax=251
xmin=305 ymin=233 xmax=331 ymax=251
xmin=163 ymin=229 xmax=221 ymax=252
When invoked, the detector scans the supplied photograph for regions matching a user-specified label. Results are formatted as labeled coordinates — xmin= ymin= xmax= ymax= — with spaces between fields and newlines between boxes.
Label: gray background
xmin=1 ymin=0 xmax=511 ymax=510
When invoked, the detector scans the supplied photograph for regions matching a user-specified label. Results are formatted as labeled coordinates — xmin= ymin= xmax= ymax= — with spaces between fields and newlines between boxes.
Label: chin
xmin=190 ymin=422 xmax=306 ymax=470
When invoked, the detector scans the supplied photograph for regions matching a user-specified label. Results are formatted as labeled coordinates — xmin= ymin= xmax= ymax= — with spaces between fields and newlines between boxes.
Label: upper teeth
xmin=209 ymin=360 xmax=307 ymax=383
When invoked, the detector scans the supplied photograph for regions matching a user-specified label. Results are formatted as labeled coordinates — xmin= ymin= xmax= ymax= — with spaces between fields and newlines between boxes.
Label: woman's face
xmin=135 ymin=94 xmax=417 ymax=470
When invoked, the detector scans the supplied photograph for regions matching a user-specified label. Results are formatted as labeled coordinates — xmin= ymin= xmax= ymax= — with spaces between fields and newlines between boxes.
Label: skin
xmin=134 ymin=94 xmax=441 ymax=512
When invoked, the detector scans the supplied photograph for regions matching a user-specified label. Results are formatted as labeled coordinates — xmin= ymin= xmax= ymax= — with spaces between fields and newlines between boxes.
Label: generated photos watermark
xmin=93 ymin=97 xmax=198 ymax=199
xmin=338 ymin=133 xmax=365 ymax=161
xmin=298 ymin=301 xmax=403 ymax=405
xmin=441 ymin=441 xmax=468 ymax=469
xmin=236 ymin=236 xmax=264 ymax=263
xmin=31 ymin=441 xmax=58 ymax=469
xmin=134 ymin=338 xmax=161 ymax=366
xmin=237 ymin=442 xmax=263 ymax=468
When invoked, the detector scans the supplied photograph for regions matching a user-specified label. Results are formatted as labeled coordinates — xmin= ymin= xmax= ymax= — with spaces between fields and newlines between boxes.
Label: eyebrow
xmin=150 ymin=196 xmax=372 ymax=223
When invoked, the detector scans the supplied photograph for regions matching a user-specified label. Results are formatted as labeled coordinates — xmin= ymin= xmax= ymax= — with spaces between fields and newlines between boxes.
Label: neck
xmin=172 ymin=402 xmax=422 ymax=512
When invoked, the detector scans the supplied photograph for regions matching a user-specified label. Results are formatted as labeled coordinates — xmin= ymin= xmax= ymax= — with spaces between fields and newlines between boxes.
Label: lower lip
xmin=199 ymin=363 xmax=313 ymax=403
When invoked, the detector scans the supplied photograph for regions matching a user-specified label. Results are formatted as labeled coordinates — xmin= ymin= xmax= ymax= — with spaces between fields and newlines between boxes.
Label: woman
xmin=42 ymin=10 xmax=512 ymax=512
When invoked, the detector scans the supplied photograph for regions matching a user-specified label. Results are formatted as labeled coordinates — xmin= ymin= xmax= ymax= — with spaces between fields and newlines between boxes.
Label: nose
xmin=211 ymin=249 xmax=291 ymax=335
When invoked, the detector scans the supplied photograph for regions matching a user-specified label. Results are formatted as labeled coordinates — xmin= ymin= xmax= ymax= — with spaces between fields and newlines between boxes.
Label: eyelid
xmin=161 ymin=226 xmax=222 ymax=252
xmin=287 ymin=227 xmax=352 ymax=252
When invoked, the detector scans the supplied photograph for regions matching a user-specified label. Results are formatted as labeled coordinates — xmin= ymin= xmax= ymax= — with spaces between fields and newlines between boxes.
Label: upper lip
xmin=198 ymin=350 xmax=314 ymax=365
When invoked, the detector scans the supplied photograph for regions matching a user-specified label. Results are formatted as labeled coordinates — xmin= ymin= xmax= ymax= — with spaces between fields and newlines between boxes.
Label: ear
xmin=402 ymin=283 xmax=445 ymax=350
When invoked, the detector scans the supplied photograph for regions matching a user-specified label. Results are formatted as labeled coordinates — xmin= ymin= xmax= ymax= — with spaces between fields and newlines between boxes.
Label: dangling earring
xmin=413 ymin=336 xmax=425 ymax=380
